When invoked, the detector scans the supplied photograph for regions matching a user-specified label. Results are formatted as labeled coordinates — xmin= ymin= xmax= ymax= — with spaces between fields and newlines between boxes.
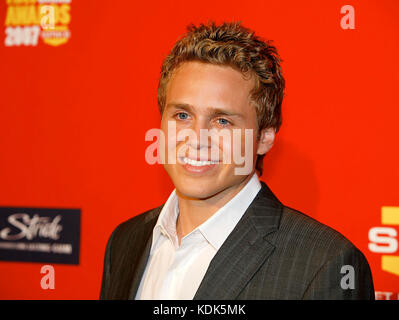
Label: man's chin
xmin=175 ymin=185 xmax=222 ymax=201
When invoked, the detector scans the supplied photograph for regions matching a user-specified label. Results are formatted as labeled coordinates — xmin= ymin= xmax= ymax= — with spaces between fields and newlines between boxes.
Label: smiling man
xmin=100 ymin=21 xmax=374 ymax=300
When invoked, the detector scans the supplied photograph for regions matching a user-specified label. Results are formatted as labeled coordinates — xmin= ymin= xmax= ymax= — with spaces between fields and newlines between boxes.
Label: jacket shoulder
xmin=262 ymin=206 xmax=374 ymax=299
xmin=277 ymin=206 xmax=358 ymax=254
xmin=106 ymin=206 xmax=161 ymax=266
xmin=116 ymin=205 xmax=162 ymax=231
xmin=272 ymin=205 xmax=371 ymax=273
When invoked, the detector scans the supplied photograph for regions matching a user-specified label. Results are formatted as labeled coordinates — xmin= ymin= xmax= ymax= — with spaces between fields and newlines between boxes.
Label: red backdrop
xmin=0 ymin=0 xmax=398 ymax=299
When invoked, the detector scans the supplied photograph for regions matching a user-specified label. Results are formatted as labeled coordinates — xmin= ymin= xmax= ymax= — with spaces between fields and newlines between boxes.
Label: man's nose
xmin=185 ymin=119 xmax=211 ymax=150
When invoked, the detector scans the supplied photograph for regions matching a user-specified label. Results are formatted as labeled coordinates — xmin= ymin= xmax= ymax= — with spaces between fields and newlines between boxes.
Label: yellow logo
xmin=4 ymin=0 xmax=71 ymax=47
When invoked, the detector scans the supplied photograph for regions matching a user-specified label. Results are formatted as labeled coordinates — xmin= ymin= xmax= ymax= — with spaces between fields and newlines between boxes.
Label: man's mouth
xmin=181 ymin=157 xmax=219 ymax=167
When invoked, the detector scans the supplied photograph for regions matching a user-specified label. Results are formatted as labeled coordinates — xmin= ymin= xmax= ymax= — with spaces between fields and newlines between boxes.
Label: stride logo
xmin=0 ymin=207 xmax=80 ymax=265
xmin=368 ymin=206 xmax=399 ymax=276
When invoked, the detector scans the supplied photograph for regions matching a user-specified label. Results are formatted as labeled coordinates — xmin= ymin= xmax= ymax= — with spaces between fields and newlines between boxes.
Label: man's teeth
xmin=183 ymin=157 xmax=218 ymax=166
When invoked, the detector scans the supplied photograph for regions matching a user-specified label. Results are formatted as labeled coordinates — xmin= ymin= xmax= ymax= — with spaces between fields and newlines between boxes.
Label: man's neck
xmin=175 ymin=173 xmax=254 ymax=245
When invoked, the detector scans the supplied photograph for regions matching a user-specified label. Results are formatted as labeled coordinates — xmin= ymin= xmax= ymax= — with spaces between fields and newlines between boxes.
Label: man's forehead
xmin=169 ymin=61 xmax=255 ymax=89
xmin=164 ymin=62 xmax=256 ymax=117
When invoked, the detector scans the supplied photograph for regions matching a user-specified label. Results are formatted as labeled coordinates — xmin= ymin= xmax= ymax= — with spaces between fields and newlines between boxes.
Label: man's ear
xmin=256 ymin=127 xmax=275 ymax=156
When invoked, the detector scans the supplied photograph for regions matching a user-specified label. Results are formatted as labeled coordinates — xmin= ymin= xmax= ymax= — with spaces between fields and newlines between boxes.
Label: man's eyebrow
xmin=210 ymin=108 xmax=243 ymax=118
xmin=166 ymin=103 xmax=193 ymax=111
xmin=166 ymin=103 xmax=243 ymax=118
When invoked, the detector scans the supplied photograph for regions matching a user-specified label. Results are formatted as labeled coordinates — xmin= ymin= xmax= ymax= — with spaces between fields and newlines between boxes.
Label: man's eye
xmin=217 ymin=118 xmax=230 ymax=126
xmin=176 ymin=112 xmax=189 ymax=120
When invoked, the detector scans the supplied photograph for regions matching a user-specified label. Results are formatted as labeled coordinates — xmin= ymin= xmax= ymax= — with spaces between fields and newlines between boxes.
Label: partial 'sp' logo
xmin=368 ymin=207 xmax=399 ymax=276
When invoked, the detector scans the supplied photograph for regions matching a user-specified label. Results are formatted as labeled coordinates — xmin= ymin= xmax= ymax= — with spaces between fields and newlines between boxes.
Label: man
xmin=100 ymin=21 xmax=374 ymax=300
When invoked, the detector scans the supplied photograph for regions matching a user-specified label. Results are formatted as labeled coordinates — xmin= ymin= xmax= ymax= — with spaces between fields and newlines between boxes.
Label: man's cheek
xmin=220 ymin=138 xmax=233 ymax=164
xmin=158 ymin=132 xmax=176 ymax=165
xmin=232 ymin=129 xmax=255 ymax=175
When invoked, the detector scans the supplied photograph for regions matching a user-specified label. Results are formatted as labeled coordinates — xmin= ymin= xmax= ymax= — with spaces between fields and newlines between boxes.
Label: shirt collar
xmin=196 ymin=173 xmax=261 ymax=250
xmin=153 ymin=189 xmax=180 ymax=248
xmin=153 ymin=173 xmax=262 ymax=250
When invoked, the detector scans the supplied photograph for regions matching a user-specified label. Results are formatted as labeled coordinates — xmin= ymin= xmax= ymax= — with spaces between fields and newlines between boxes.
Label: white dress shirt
xmin=135 ymin=173 xmax=261 ymax=300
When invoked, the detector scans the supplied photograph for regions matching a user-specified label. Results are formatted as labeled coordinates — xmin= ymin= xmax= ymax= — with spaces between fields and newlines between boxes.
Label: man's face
xmin=160 ymin=61 xmax=273 ymax=200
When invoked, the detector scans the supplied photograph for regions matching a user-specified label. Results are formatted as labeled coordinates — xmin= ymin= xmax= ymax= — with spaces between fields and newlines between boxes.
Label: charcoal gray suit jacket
xmin=100 ymin=182 xmax=375 ymax=300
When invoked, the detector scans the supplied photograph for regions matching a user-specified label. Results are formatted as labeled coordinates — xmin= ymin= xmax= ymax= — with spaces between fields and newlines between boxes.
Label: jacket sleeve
xmin=302 ymin=245 xmax=375 ymax=300
xmin=99 ymin=226 xmax=119 ymax=300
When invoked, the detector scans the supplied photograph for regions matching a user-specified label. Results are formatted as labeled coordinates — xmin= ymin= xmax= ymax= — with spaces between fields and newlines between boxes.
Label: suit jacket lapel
xmin=127 ymin=227 xmax=154 ymax=299
xmin=193 ymin=182 xmax=283 ymax=299
xmin=124 ymin=207 xmax=161 ymax=300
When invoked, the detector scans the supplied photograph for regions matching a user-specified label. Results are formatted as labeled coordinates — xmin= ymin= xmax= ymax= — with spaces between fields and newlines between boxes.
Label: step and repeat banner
xmin=0 ymin=0 xmax=398 ymax=299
